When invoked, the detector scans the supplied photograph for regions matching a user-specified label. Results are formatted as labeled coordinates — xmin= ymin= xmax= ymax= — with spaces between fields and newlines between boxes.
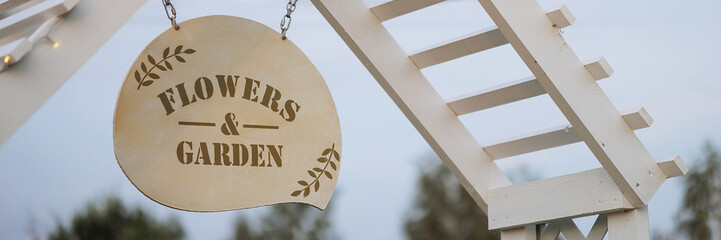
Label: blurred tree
xmin=676 ymin=141 xmax=721 ymax=240
xmin=232 ymin=202 xmax=338 ymax=240
xmin=404 ymin=155 xmax=503 ymax=240
xmin=48 ymin=196 xmax=184 ymax=240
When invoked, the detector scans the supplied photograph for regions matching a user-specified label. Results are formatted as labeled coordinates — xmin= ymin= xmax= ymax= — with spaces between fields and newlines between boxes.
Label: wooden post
xmin=501 ymin=226 xmax=537 ymax=240
xmin=607 ymin=207 xmax=650 ymax=240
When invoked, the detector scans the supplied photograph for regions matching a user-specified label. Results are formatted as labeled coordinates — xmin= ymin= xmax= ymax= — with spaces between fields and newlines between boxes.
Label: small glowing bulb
xmin=3 ymin=55 xmax=10 ymax=64
xmin=46 ymin=36 xmax=59 ymax=48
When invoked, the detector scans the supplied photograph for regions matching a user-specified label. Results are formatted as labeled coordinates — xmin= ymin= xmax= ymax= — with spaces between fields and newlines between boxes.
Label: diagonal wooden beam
xmin=477 ymin=0 xmax=667 ymax=206
xmin=312 ymin=0 xmax=511 ymax=213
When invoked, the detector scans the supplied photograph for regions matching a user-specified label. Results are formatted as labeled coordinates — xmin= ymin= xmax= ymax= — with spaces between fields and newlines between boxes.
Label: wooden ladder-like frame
xmin=311 ymin=0 xmax=688 ymax=239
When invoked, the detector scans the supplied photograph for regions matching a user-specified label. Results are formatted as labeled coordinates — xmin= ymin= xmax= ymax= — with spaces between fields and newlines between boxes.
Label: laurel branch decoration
xmin=134 ymin=45 xmax=196 ymax=90
xmin=291 ymin=143 xmax=340 ymax=197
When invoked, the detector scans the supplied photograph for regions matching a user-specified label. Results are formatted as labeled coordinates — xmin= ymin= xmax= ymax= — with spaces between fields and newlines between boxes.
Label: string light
xmin=46 ymin=36 xmax=59 ymax=48
xmin=3 ymin=55 xmax=10 ymax=64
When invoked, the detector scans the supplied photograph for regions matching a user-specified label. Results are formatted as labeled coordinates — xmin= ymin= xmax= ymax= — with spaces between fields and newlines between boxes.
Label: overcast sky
xmin=1 ymin=0 xmax=720 ymax=239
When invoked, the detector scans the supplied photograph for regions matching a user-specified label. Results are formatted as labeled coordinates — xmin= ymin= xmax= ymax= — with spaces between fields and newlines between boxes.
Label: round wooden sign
xmin=114 ymin=16 xmax=341 ymax=211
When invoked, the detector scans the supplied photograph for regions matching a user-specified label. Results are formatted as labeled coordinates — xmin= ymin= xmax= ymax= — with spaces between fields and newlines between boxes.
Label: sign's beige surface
xmin=114 ymin=15 xmax=341 ymax=211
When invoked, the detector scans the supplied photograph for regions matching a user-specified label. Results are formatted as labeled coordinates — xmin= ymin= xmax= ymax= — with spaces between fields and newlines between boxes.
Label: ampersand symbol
xmin=221 ymin=112 xmax=240 ymax=135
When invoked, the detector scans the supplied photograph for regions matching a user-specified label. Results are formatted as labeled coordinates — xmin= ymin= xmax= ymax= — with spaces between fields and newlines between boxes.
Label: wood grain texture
xmin=312 ymin=0 xmax=511 ymax=213
xmin=488 ymin=167 xmax=633 ymax=230
xmin=0 ymin=0 xmax=147 ymax=146
xmin=477 ymin=0 xmax=666 ymax=206
xmin=369 ymin=0 xmax=444 ymax=22
xmin=488 ymin=157 xmax=679 ymax=230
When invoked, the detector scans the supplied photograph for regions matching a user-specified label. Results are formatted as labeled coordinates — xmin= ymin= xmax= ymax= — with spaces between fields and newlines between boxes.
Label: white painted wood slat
xmin=408 ymin=27 xmax=506 ymax=69
xmin=0 ymin=0 xmax=31 ymax=15
xmin=488 ymin=157 xmax=680 ymax=230
xmin=447 ymin=58 xmax=612 ymax=116
xmin=369 ymin=0 xmax=444 ymax=22
xmin=482 ymin=108 xmax=654 ymax=160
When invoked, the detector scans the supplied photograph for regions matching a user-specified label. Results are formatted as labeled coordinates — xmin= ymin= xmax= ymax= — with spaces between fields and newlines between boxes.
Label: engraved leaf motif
xmin=291 ymin=143 xmax=339 ymax=198
xmin=135 ymin=44 xmax=195 ymax=91
xmin=333 ymin=150 xmax=340 ymax=161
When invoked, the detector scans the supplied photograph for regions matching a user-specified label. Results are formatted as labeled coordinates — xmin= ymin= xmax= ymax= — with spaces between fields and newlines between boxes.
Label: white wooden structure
xmin=0 ymin=0 xmax=687 ymax=239
xmin=0 ymin=0 xmax=145 ymax=146
xmin=311 ymin=0 xmax=687 ymax=239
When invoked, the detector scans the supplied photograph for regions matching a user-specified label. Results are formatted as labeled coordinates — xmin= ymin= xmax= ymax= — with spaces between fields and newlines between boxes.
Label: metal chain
xmin=279 ymin=0 xmax=298 ymax=40
xmin=162 ymin=0 xmax=180 ymax=30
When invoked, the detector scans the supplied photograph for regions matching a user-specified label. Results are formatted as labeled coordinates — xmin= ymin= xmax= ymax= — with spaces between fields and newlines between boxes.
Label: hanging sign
xmin=113 ymin=16 xmax=341 ymax=211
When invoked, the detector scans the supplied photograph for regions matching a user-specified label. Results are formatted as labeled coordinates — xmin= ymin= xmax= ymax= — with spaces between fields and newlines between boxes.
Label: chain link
xmin=279 ymin=0 xmax=298 ymax=40
xmin=162 ymin=0 xmax=180 ymax=30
